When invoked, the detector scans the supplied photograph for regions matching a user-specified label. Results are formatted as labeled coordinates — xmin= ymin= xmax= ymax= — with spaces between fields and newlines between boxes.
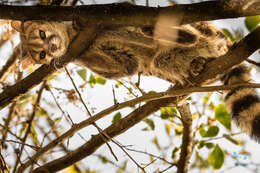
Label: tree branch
xmin=0 ymin=0 xmax=259 ymax=26
xmin=177 ymin=104 xmax=193 ymax=173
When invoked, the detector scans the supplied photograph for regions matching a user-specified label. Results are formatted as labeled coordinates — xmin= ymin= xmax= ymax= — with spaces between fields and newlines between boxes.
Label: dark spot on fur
xmin=190 ymin=22 xmax=213 ymax=36
xmin=154 ymin=52 xmax=172 ymax=68
xmin=231 ymin=95 xmax=260 ymax=118
xmin=177 ymin=29 xmax=197 ymax=44
xmin=217 ymin=31 xmax=226 ymax=39
xmin=198 ymin=27 xmax=213 ymax=36
xmin=224 ymin=88 xmax=242 ymax=101
xmin=223 ymin=66 xmax=248 ymax=85
xmin=190 ymin=57 xmax=207 ymax=76
xmin=252 ymin=115 xmax=260 ymax=142
xmin=99 ymin=43 xmax=138 ymax=77
xmin=141 ymin=27 xmax=154 ymax=37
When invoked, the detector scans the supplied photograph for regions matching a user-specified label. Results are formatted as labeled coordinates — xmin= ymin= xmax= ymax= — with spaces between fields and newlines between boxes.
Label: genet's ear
xmin=11 ymin=21 xmax=33 ymax=33
xmin=20 ymin=57 xmax=36 ymax=70
xmin=11 ymin=21 xmax=22 ymax=32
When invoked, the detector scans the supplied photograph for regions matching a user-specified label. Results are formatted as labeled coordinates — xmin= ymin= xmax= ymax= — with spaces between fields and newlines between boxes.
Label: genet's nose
xmin=50 ymin=44 xmax=58 ymax=52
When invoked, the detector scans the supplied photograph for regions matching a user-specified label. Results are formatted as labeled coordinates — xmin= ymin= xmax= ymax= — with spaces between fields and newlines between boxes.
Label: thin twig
xmin=246 ymin=59 xmax=260 ymax=68
xmin=13 ymin=81 xmax=46 ymax=173
xmin=112 ymin=85 xmax=118 ymax=105
xmin=64 ymin=67 xmax=119 ymax=161
xmin=65 ymin=67 xmax=146 ymax=172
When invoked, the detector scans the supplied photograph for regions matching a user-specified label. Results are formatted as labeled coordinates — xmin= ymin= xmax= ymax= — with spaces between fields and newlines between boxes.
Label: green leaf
xmin=222 ymin=28 xmax=234 ymax=41
xmin=186 ymin=97 xmax=192 ymax=101
xmin=77 ymin=69 xmax=87 ymax=81
xmin=245 ymin=15 xmax=260 ymax=31
xmin=96 ymin=77 xmax=106 ymax=85
xmin=200 ymin=126 xmax=219 ymax=138
xmin=112 ymin=112 xmax=122 ymax=124
xmin=205 ymin=143 xmax=214 ymax=149
xmin=148 ymin=91 xmax=157 ymax=94
xmin=203 ymin=96 xmax=209 ymax=105
xmin=30 ymin=124 xmax=40 ymax=146
xmin=223 ymin=134 xmax=239 ymax=145
xmin=198 ymin=140 xmax=206 ymax=149
xmin=53 ymin=117 xmax=62 ymax=123
xmin=115 ymin=81 xmax=122 ymax=88
xmin=160 ymin=107 xmax=177 ymax=119
xmin=171 ymin=147 xmax=179 ymax=160
xmin=100 ymin=156 xmax=108 ymax=163
xmin=206 ymin=126 xmax=219 ymax=137
xmin=35 ymin=107 xmax=47 ymax=117
xmin=89 ymin=74 xmax=96 ymax=88
xmin=143 ymin=119 xmax=155 ymax=130
xmin=47 ymin=74 xmax=57 ymax=82
xmin=208 ymin=144 xmax=224 ymax=170
xmin=152 ymin=137 xmax=161 ymax=149
xmin=214 ymin=104 xmax=231 ymax=130
xmin=175 ymin=128 xmax=182 ymax=135
xmin=199 ymin=128 xmax=207 ymax=137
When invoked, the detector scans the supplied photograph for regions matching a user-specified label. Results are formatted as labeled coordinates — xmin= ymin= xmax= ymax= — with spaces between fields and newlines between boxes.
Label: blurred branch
xmin=0 ymin=0 xmax=259 ymax=26
xmin=177 ymin=104 xmax=193 ymax=173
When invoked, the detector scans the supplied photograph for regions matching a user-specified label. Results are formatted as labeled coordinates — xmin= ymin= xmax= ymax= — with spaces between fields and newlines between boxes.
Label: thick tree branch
xmin=0 ymin=0 xmax=259 ymax=27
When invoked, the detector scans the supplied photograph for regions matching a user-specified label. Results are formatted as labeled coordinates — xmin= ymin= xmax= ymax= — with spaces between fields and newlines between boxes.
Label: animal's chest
xmin=75 ymin=23 xmax=229 ymax=84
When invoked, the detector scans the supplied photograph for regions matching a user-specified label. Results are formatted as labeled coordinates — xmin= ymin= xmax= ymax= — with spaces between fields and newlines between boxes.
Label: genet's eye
xmin=39 ymin=51 xmax=46 ymax=60
xmin=39 ymin=30 xmax=46 ymax=40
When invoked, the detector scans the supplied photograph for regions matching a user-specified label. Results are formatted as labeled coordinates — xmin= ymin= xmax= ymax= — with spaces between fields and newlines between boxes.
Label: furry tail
xmin=221 ymin=65 xmax=260 ymax=142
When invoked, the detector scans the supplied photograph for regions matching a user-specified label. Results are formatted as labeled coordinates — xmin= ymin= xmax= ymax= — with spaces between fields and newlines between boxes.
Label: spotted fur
xmin=221 ymin=65 xmax=260 ymax=141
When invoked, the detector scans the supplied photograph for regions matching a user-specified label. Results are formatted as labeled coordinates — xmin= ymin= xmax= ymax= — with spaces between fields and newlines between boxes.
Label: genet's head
xmin=11 ymin=21 xmax=70 ymax=65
